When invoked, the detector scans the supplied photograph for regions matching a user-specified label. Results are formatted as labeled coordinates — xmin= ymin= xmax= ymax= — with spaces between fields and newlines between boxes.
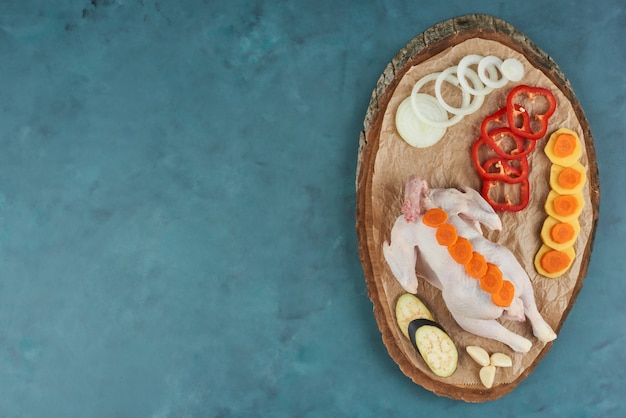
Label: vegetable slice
xmin=465 ymin=252 xmax=488 ymax=278
xmin=553 ymin=195 xmax=579 ymax=217
xmin=481 ymin=127 xmax=536 ymax=160
xmin=448 ymin=237 xmax=473 ymax=264
xmin=482 ymin=176 xmax=530 ymax=212
xmin=434 ymin=66 xmax=485 ymax=115
xmin=395 ymin=96 xmax=447 ymax=148
xmin=552 ymin=133 xmax=578 ymax=158
xmin=544 ymin=190 xmax=585 ymax=222
xmin=557 ymin=167 xmax=582 ymax=190
xmin=534 ymin=244 xmax=576 ymax=278
xmin=408 ymin=319 xmax=458 ymax=378
xmin=550 ymin=222 xmax=576 ymax=244
xmin=422 ymin=208 xmax=448 ymax=227
xmin=435 ymin=223 xmax=458 ymax=246
xmin=506 ymin=85 xmax=557 ymax=140
xmin=395 ymin=293 xmax=434 ymax=340
xmin=491 ymin=280 xmax=515 ymax=307
xmin=479 ymin=263 xmax=504 ymax=294
xmin=500 ymin=58 xmax=524 ymax=82
xmin=481 ymin=157 xmax=529 ymax=184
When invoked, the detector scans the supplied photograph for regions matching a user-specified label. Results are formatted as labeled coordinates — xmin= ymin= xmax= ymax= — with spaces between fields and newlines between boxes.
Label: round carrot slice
xmin=544 ymin=190 xmax=584 ymax=222
xmin=448 ymin=237 xmax=473 ymax=265
xmin=557 ymin=167 xmax=582 ymax=190
xmin=553 ymin=133 xmax=577 ymax=158
xmin=435 ymin=223 xmax=458 ymax=246
xmin=540 ymin=249 xmax=571 ymax=274
xmin=465 ymin=252 xmax=488 ymax=278
xmin=549 ymin=162 xmax=587 ymax=195
xmin=480 ymin=263 xmax=503 ymax=293
xmin=540 ymin=216 xmax=580 ymax=250
xmin=422 ymin=208 xmax=448 ymax=227
xmin=491 ymin=280 xmax=515 ymax=307
xmin=550 ymin=222 xmax=576 ymax=244
xmin=553 ymin=195 xmax=579 ymax=217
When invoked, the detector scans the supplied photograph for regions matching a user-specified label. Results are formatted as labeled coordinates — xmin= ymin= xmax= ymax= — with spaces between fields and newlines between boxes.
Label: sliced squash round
xmin=544 ymin=128 xmax=582 ymax=166
xmin=540 ymin=216 xmax=580 ymax=251
xmin=395 ymin=293 xmax=434 ymax=340
xmin=544 ymin=190 xmax=585 ymax=222
xmin=549 ymin=162 xmax=587 ymax=195
xmin=534 ymin=244 xmax=576 ymax=278
xmin=408 ymin=319 xmax=458 ymax=378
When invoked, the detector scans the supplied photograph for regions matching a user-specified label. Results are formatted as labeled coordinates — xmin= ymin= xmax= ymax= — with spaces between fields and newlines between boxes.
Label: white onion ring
xmin=435 ymin=66 xmax=485 ymax=115
xmin=410 ymin=73 xmax=466 ymax=128
xmin=457 ymin=54 xmax=493 ymax=96
xmin=478 ymin=56 xmax=508 ymax=88
xmin=395 ymin=96 xmax=446 ymax=148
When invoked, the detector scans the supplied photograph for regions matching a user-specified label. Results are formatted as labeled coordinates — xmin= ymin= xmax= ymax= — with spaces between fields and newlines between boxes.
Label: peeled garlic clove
xmin=479 ymin=365 xmax=496 ymax=389
xmin=490 ymin=352 xmax=513 ymax=368
xmin=466 ymin=345 xmax=490 ymax=367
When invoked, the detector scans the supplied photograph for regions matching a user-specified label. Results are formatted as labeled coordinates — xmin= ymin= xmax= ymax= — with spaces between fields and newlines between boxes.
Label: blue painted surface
xmin=0 ymin=0 xmax=623 ymax=416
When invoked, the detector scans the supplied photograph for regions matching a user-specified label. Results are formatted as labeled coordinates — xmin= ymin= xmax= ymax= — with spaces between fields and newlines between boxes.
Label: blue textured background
xmin=0 ymin=0 xmax=623 ymax=416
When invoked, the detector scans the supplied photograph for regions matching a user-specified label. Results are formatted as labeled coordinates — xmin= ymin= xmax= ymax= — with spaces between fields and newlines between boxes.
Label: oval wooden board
xmin=356 ymin=15 xmax=600 ymax=402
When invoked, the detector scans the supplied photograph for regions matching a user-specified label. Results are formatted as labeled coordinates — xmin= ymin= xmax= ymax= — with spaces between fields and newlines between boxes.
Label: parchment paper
xmin=371 ymin=38 xmax=593 ymax=387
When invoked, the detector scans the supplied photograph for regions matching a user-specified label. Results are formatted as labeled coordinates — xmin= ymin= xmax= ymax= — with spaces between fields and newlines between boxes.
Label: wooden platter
xmin=355 ymin=14 xmax=600 ymax=402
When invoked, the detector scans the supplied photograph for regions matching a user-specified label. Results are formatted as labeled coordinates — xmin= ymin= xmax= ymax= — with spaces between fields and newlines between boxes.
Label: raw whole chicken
xmin=383 ymin=175 xmax=556 ymax=353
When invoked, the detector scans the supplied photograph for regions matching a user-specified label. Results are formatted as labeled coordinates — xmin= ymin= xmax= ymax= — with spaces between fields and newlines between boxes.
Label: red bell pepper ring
xmin=481 ymin=157 xmax=529 ymax=184
xmin=471 ymin=137 xmax=529 ymax=184
xmin=471 ymin=137 xmax=529 ymax=183
xmin=482 ymin=174 xmax=530 ymax=212
xmin=506 ymin=85 xmax=557 ymax=140
xmin=480 ymin=104 xmax=531 ymax=141
xmin=480 ymin=127 xmax=536 ymax=160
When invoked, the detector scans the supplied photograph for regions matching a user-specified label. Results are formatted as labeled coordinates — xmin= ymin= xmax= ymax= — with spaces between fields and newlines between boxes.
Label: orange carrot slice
xmin=465 ymin=252 xmax=488 ymax=278
xmin=544 ymin=190 xmax=584 ymax=222
xmin=491 ymin=280 xmax=515 ymax=307
xmin=480 ymin=263 xmax=503 ymax=293
xmin=435 ymin=223 xmax=458 ymax=246
xmin=553 ymin=195 xmax=579 ymax=217
xmin=557 ymin=167 xmax=582 ymax=190
xmin=550 ymin=222 xmax=576 ymax=244
xmin=422 ymin=208 xmax=448 ymax=227
xmin=553 ymin=133 xmax=577 ymax=158
xmin=540 ymin=249 xmax=572 ymax=274
xmin=448 ymin=237 xmax=473 ymax=265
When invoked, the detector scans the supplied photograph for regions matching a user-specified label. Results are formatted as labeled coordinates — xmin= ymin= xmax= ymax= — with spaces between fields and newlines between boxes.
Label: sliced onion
xmin=501 ymin=58 xmax=525 ymax=81
xmin=457 ymin=55 xmax=493 ymax=96
xmin=410 ymin=73 xmax=465 ymax=128
xmin=396 ymin=96 xmax=447 ymax=147
xmin=435 ymin=66 xmax=485 ymax=115
xmin=478 ymin=56 xmax=508 ymax=88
